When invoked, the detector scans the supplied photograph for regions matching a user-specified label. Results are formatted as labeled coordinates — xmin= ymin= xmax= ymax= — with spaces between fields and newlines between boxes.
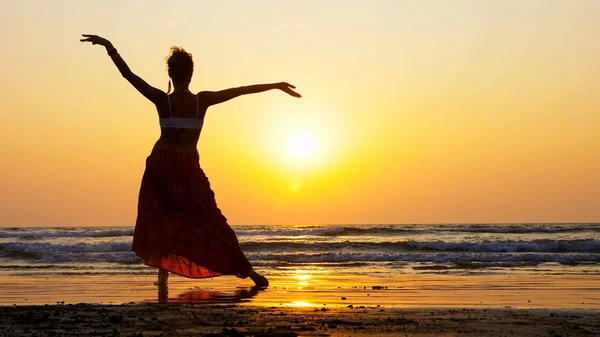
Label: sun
xmin=287 ymin=131 xmax=317 ymax=159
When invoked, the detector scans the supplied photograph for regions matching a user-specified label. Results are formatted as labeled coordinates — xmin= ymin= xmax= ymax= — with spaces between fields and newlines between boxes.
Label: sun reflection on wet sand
xmin=293 ymin=274 xmax=312 ymax=281
xmin=288 ymin=301 xmax=313 ymax=307
xmin=292 ymin=272 xmax=313 ymax=288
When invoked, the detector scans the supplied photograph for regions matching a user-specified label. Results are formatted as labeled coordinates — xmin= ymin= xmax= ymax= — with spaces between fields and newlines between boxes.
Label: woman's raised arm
xmin=80 ymin=34 xmax=165 ymax=105
xmin=198 ymin=82 xmax=301 ymax=107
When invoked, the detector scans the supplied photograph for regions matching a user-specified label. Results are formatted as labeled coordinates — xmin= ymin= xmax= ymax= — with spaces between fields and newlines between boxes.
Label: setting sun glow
xmin=0 ymin=1 xmax=598 ymax=227
xmin=287 ymin=132 xmax=317 ymax=160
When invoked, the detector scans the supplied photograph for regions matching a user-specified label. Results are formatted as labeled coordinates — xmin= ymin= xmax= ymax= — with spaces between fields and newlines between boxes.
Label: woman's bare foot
xmin=249 ymin=269 xmax=269 ymax=287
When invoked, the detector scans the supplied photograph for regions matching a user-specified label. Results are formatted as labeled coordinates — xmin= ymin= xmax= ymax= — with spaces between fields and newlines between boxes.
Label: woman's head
xmin=166 ymin=46 xmax=194 ymax=83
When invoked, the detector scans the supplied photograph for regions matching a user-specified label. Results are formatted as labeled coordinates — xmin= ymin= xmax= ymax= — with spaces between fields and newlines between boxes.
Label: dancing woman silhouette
xmin=81 ymin=34 xmax=301 ymax=288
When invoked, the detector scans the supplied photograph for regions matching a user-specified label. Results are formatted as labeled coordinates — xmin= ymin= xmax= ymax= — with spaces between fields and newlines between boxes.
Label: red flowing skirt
xmin=132 ymin=149 xmax=251 ymax=278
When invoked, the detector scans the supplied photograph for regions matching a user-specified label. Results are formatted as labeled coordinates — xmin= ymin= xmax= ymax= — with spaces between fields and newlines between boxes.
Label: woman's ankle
xmin=157 ymin=268 xmax=169 ymax=285
xmin=249 ymin=269 xmax=269 ymax=287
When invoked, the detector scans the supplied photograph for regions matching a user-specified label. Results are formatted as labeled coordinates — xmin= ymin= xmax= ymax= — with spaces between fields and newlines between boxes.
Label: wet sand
xmin=2 ymin=274 xmax=600 ymax=308
xmin=1 ymin=274 xmax=600 ymax=336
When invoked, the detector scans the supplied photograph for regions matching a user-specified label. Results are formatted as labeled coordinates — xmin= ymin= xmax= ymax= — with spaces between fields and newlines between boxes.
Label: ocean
xmin=1 ymin=223 xmax=599 ymax=278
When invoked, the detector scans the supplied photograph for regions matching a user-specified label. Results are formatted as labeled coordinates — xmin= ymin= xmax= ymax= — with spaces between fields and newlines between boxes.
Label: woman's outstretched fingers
xmin=277 ymin=82 xmax=301 ymax=97
xmin=80 ymin=34 xmax=109 ymax=46
xmin=80 ymin=34 xmax=95 ymax=41
xmin=287 ymin=88 xmax=302 ymax=98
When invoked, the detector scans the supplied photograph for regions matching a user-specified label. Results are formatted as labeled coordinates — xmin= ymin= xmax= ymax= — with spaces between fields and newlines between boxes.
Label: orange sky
xmin=1 ymin=1 xmax=598 ymax=227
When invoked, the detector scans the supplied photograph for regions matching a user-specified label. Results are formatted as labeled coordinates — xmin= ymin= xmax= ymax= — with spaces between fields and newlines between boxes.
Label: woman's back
xmin=154 ymin=91 xmax=208 ymax=152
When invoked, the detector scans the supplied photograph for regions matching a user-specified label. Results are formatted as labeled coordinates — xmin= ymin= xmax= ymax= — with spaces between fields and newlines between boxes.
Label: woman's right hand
xmin=276 ymin=82 xmax=302 ymax=98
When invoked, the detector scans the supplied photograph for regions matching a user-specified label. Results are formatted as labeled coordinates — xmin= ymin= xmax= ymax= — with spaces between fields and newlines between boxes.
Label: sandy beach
xmin=2 ymin=303 xmax=600 ymax=337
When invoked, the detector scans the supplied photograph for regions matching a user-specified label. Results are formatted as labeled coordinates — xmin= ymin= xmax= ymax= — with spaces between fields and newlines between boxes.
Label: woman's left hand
xmin=80 ymin=34 xmax=114 ymax=50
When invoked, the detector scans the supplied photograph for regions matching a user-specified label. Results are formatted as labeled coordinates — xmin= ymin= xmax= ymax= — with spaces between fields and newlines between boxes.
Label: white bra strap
xmin=167 ymin=95 xmax=173 ymax=117
xmin=195 ymin=95 xmax=200 ymax=118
